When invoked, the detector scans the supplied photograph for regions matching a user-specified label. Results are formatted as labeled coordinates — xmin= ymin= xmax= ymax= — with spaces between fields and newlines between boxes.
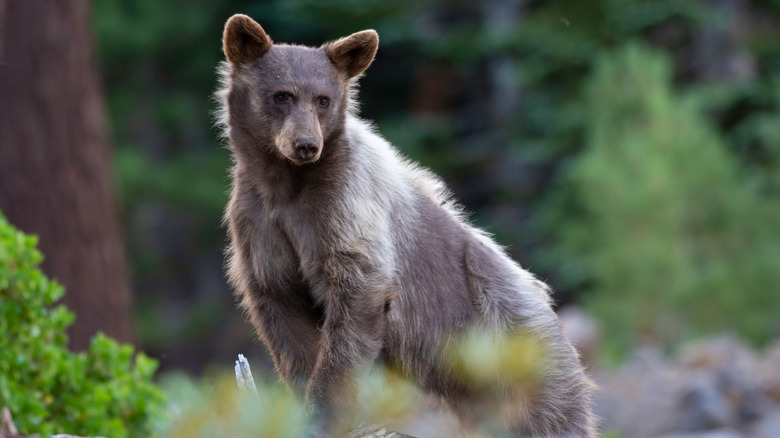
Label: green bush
xmin=0 ymin=212 xmax=165 ymax=437
xmin=545 ymin=45 xmax=780 ymax=360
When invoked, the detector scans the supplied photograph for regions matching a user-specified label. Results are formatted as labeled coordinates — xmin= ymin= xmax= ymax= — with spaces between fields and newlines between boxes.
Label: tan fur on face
xmin=275 ymin=117 xmax=298 ymax=162
xmin=275 ymin=117 xmax=323 ymax=165
xmin=322 ymin=30 xmax=379 ymax=78
xmin=223 ymin=14 xmax=273 ymax=64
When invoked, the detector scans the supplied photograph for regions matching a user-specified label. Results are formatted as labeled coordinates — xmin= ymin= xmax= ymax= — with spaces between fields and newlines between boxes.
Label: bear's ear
xmin=223 ymin=14 xmax=273 ymax=65
xmin=322 ymin=30 xmax=379 ymax=78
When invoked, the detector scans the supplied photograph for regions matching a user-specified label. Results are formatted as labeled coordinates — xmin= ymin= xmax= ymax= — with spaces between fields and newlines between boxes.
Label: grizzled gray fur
xmin=217 ymin=13 xmax=596 ymax=438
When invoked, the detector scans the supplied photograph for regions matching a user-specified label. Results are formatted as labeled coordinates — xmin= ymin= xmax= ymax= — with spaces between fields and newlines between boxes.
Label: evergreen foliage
xmin=547 ymin=46 xmax=780 ymax=358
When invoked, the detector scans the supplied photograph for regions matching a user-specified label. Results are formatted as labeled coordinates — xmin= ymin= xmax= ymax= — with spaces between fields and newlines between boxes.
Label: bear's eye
xmin=273 ymin=92 xmax=290 ymax=103
xmin=318 ymin=96 xmax=330 ymax=108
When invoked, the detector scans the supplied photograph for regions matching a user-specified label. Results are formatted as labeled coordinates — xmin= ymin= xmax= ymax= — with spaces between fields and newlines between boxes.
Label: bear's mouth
xmin=284 ymin=149 xmax=321 ymax=166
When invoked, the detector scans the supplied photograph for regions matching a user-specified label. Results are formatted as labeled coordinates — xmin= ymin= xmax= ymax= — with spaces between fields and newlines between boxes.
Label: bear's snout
xmin=293 ymin=137 xmax=320 ymax=162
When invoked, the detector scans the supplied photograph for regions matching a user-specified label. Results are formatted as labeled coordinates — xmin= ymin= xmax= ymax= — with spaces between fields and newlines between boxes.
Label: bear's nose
xmin=293 ymin=138 xmax=319 ymax=161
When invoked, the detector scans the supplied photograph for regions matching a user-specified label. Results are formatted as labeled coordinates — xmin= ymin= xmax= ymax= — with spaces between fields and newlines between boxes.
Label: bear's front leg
xmin=304 ymin=252 xmax=392 ymax=437
xmin=244 ymin=282 xmax=323 ymax=392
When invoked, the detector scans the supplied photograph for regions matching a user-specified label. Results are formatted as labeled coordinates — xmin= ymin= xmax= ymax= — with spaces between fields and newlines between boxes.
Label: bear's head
xmin=221 ymin=14 xmax=378 ymax=166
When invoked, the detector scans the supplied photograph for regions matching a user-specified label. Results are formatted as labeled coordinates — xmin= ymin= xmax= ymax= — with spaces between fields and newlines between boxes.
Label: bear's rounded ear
xmin=322 ymin=30 xmax=379 ymax=78
xmin=223 ymin=14 xmax=273 ymax=65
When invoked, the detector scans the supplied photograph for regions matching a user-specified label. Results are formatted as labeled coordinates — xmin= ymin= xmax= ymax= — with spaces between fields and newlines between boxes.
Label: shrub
xmin=0 ymin=212 xmax=165 ymax=437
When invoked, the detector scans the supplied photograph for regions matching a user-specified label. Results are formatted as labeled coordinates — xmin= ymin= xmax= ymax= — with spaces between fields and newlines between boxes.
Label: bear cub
xmin=218 ymin=13 xmax=595 ymax=438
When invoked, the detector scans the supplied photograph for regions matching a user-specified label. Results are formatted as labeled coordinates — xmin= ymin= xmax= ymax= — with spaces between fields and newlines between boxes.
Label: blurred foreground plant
xmin=0 ymin=212 xmax=165 ymax=437
xmin=159 ymin=367 xmax=423 ymax=438
xmin=159 ymin=329 xmax=550 ymax=437
xmin=446 ymin=328 xmax=549 ymax=437
xmin=448 ymin=328 xmax=545 ymax=392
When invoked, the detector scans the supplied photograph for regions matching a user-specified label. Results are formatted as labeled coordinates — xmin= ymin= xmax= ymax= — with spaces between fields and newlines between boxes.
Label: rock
xmin=558 ymin=306 xmax=600 ymax=367
xmin=345 ymin=424 xmax=418 ymax=438
xmin=594 ymin=346 xmax=680 ymax=438
xmin=735 ymin=388 xmax=766 ymax=425
xmin=750 ymin=410 xmax=780 ymax=438
xmin=677 ymin=336 xmax=760 ymax=387
xmin=654 ymin=430 xmax=746 ymax=438
xmin=677 ymin=336 xmax=769 ymax=429
xmin=394 ymin=399 xmax=462 ymax=438
xmin=594 ymin=335 xmax=780 ymax=438
xmin=677 ymin=375 xmax=733 ymax=431
xmin=760 ymin=340 xmax=780 ymax=404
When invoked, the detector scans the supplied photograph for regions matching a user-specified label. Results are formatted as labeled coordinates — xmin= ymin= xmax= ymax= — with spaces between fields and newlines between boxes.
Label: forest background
xmin=1 ymin=0 xmax=779 ymax=436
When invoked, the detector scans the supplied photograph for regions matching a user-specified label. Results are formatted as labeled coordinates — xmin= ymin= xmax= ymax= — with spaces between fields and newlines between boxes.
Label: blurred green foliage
xmin=92 ymin=0 xmax=780 ymax=366
xmin=158 ymin=368 xmax=424 ymax=438
xmin=543 ymin=45 xmax=780 ymax=361
xmin=0 ymin=212 xmax=165 ymax=437
xmin=448 ymin=328 xmax=544 ymax=392
xmin=159 ymin=373 xmax=307 ymax=438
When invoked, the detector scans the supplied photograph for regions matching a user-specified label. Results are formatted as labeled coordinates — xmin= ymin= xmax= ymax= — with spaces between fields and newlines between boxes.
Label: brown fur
xmin=223 ymin=14 xmax=273 ymax=65
xmin=322 ymin=30 xmax=379 ymax=79
xmin=218 ymin=14 xmax=596 ymax=438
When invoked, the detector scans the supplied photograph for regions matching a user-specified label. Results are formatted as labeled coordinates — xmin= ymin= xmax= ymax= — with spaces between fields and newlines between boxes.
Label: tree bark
xmin=0 ymin=0 xmax=134 ymax=348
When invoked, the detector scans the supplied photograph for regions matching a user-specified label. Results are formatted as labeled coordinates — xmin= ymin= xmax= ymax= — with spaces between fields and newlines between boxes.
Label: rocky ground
xmin=593 ymin=335 xmax=780 ymax=438
xmin=557 ymin=306 xmax=780 ymax=438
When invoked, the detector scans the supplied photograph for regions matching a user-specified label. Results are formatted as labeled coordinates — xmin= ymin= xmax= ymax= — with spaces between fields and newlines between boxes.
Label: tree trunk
xmin=0 ymin=0 xmax=134 ymax=349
